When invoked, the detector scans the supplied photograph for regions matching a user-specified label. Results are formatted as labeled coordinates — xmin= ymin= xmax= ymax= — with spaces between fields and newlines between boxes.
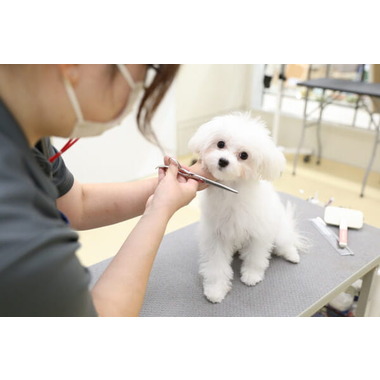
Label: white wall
xmin=175 ymin=64 xmax=253 ymax=156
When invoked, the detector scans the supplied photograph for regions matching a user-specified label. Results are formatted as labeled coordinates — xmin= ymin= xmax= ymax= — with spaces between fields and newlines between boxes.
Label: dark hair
xmin=137 ymin=64 xmax=180 ymax=153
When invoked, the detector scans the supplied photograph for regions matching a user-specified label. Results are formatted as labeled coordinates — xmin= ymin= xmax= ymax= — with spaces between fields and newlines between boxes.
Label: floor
xmin=77 ymin=154 xmax=380 ymax=267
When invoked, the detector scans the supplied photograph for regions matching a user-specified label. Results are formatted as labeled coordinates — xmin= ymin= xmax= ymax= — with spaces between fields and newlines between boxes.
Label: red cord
xmin=48 ymin=138 xmax=80 ymax=163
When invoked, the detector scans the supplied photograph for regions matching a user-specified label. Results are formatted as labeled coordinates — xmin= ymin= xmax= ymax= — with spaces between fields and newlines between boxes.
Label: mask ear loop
xmin=63 ymin=76 xmax=84 ymax=122
xmin=117 ymin=64 xmax=136 ymax=88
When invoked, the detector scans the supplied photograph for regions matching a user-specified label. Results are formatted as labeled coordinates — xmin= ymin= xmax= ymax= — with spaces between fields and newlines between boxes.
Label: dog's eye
xmin=240 ymin=152 xmax=249 ymax=160
xmin=217 ymin=141 xmax=225 ymax=149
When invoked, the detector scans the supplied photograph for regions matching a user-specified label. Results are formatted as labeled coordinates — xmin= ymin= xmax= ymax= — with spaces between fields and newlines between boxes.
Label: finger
xmin=164 ymin=156 xmax=170 ymax=166
xmin=197 ymin=181 xmax=209 ymax=191
xmin=167 ymin=160 xmax=179 ymax=177
xmin=164 ymin=156 xmax=179 ymax=167
xmin=187 ymin=178 xmax=200 ymax=191
xmin=177 ymin=174 xmax=187 ymax=183
xmin=189 ymin=161 xmax=216 ymax=181
xmin=158 ymin=167 xmax=165 ymax=181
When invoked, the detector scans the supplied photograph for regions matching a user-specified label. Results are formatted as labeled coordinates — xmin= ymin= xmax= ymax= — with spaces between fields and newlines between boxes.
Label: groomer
xmin=0 ymin=64 xmax=207 ymax=317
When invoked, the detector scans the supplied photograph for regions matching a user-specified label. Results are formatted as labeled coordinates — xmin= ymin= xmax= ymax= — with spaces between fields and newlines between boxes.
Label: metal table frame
xmin=292 ymin=78 xmax=380 ymax=197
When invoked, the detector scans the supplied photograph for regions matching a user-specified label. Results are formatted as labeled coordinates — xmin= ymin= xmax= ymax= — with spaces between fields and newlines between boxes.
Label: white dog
xmin=189 ymin=113 xmax=303 ymax=303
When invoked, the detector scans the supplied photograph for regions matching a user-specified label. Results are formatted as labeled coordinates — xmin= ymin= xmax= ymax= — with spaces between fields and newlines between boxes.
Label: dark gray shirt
xmin=0 ymin=100 xmax=97 ymax=316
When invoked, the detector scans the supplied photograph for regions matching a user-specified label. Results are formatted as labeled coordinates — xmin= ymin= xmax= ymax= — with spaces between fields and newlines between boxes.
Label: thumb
xmin=167 ymin=160 xmax=179 ymax=177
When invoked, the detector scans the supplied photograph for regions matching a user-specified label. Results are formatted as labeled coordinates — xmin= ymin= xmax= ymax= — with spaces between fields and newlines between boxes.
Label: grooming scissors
xmin=156 ymin=158 xmax=238 ymax=194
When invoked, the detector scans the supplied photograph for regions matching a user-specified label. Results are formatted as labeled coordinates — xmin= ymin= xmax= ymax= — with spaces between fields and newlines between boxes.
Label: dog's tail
xmin=284 ymin=201 xmax=310 ymax=253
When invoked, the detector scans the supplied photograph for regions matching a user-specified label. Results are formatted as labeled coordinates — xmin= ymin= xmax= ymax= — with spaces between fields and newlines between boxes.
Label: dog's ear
xmin=188 ymin=122 xmax=212 ymax=154
xmin=259 ymin=146 xmax=286 ymax=181
xmin=188 ymin=131 xmax=202 ymax=154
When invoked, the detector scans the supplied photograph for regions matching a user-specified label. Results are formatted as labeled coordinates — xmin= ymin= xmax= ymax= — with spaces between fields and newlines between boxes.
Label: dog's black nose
xmin=218 ymin=158 xmax=229 ymax=168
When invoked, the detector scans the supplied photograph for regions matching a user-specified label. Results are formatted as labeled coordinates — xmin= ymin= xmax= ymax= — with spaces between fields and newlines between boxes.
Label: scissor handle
xmin=156 ymin=164 xmax=203 ymax=182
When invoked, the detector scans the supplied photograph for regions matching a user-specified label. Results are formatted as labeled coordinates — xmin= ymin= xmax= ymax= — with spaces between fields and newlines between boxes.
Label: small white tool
xmin=310 ymin=217 xmax=354 ymax=255
xmin=324 ymin=206 xmax=364 ymax=248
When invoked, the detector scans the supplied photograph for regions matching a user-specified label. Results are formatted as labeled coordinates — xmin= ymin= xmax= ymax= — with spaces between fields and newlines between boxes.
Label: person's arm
xmin=90 ymin=161 xmax=199 ymax=316
xmin=56 ymin=177 xmax=158 ymax=230
xmin=56 ymin=159 xmax=209 ymax=231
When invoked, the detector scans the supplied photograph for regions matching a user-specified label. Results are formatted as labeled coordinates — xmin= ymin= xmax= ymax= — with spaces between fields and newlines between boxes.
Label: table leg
xmin=356 ymin=266 xmax=379 ymax=317
xmin=316 ymin=89 xmax=325 ymax=165
xmin=352 ymin=95 xmax=361 ymax=127
xmin=360 ymin=119 xmax=380 ymax=197
xmin=293 ymin=88 xmax=310 ymax=175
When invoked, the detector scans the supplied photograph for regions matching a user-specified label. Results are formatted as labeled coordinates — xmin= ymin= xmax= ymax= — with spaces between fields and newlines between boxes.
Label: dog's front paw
xmin=240 ymin=270 xmax=264 ymax=286
xmin=204 ymin=282 xmax=231 ymax=303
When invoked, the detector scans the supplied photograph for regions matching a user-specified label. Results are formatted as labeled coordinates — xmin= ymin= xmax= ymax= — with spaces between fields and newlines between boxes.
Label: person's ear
xmin=57 ymin=64 xmax=80 ymax=86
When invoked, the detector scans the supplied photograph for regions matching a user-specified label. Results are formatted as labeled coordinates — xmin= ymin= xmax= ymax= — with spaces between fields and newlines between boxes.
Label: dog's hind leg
xmin=273 ymin=202 xmax=301 ymax=263
xmin=273 ymin=225 xmax=300 ymax=263
xmin=273 ymin=243 xmax=300 ymax=263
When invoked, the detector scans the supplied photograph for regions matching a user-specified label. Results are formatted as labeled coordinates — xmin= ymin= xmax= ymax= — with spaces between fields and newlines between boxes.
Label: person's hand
xmin=186 ymin=159 xmax=215 ymax=191
xmin=144 ymin=157 xmax=199 ymax=218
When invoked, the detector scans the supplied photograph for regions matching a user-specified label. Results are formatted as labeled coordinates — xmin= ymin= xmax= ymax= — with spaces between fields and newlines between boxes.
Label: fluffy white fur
xmin=189 ymin=113 xmax=303 ymax=303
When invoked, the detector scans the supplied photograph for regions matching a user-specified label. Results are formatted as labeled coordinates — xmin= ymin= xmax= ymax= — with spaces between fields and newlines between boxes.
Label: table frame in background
xmin=292 ymin=78 xmax=380 ymax=197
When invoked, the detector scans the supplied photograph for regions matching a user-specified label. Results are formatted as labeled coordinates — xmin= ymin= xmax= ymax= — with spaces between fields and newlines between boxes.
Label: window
xmin=261 ymin=64 xmax=379 ymax=130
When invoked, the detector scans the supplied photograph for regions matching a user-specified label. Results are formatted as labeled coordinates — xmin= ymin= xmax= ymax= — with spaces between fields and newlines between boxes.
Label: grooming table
xmin=89 ymin=193 xmax=380 ymax=317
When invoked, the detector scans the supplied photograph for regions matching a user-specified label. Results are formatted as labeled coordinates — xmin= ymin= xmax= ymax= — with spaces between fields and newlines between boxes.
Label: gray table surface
xmin=89 ymin=193 xmax=380 ymax=317
xmin=297 ymin=78 xmax=380 ymax=98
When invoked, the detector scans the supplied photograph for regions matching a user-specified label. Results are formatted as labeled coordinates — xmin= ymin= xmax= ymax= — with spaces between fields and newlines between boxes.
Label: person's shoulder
xmin=0 ymin=131 xmax=29 ymax=172
xmin=0 ymin=133 xmax=36 ymax=202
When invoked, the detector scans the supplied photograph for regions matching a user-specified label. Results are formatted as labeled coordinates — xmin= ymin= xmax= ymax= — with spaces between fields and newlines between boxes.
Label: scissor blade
xmin=196 ymin=176 xmax=238 ymax=194
xmin=156 ymin=165 xmax=239 ymax=194
xmin=155 ymin=165 xmax=238 ymax=194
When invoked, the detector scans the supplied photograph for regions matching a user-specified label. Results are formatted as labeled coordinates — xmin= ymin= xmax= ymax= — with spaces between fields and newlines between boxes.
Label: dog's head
xmin=188 ymin=113 xmax=285 ymax=182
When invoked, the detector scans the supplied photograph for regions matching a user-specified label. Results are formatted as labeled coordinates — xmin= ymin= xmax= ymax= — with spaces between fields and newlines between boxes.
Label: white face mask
xmin=64 ymin=64 xmax=144 ymax=138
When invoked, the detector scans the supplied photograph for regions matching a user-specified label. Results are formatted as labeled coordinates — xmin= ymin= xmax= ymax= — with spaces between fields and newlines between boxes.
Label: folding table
xmin=293 ymin=78 xmax=380 ymax=197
